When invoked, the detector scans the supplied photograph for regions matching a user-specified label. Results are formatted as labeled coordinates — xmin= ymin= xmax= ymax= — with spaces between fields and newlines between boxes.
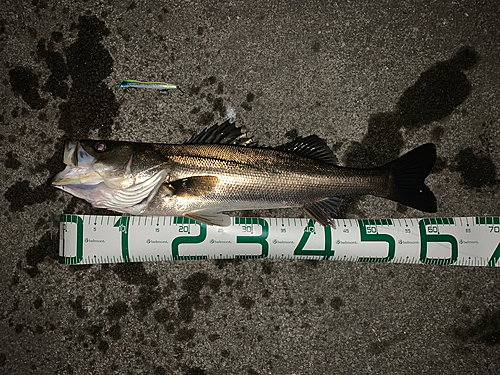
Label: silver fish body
xmin=51 ymin=121 xmax=437 ymax=226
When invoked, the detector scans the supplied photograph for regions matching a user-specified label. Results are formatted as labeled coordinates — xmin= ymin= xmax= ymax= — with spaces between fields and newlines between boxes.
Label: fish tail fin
xmin=377 ymin=143 xmax=437 ymax=213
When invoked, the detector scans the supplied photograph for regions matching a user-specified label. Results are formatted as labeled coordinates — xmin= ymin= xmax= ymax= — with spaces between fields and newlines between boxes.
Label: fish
xmin=50 ymin=121 xmax=437 ymax=226
xmin=120 ymin=80 xmax=183 ymax=92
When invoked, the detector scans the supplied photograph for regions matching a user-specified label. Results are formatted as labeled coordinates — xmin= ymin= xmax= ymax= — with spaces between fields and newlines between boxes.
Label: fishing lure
xmin=120 ymin=80 xmax=183 ymax=93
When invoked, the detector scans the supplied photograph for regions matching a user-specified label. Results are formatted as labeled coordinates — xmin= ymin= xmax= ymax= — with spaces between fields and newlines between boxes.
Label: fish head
xmin=50 ymin=140 xmax=171 ymax=214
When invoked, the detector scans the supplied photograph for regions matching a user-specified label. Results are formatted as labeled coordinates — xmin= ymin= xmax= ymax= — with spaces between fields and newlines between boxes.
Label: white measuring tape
xmin=58 ymin=215 xmax=500 ymax=267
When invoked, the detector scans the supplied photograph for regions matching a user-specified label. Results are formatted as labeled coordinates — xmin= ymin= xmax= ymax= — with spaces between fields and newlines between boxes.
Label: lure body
xmin=120 ymin=80 xmax=179 ymax=90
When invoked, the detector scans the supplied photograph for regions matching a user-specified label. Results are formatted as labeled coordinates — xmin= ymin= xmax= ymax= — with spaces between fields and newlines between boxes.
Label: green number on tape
xmin=235 ymin=218 xmax=269 ymax=258
xmin=419 ymin=219 xmax=458 ymax=265
xmin=357 ymin=220 xmax=395 ymax=263
xmin=171 ymin=218 xmax=207 ymax=259
xmin=293 ymin=219 xmax=333 ymax=259
xmin=59 ymin=214 xmax=84 ymax=264
xmin=487 ymin=243 xmax=500 ymax=267
xmin=114 ymin=217 xmax=130 ymax=262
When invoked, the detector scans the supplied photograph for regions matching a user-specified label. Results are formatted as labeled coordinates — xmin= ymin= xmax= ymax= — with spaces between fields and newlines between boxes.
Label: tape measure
xmin=58 ymin=215 xmax=500 ymax=267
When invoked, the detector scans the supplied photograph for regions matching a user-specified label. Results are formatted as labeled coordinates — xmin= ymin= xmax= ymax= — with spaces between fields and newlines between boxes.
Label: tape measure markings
xmin=58 ymin=215 xmax=500 ymax=266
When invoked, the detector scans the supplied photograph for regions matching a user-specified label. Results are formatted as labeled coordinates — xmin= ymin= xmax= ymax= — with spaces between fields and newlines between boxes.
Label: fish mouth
xmin=50 ymin=140 xmax=102 ymax=186
xmin=50 ymin=139 xmax=168 ymax=215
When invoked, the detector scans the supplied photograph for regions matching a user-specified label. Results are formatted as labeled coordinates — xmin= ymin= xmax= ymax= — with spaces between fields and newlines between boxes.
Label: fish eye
xmin=94 ymin=141 xmax=107 ymax=152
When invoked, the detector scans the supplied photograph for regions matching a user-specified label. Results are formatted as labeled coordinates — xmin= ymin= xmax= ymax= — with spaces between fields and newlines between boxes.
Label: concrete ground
xmin=1 ymin=0 xmax=499 ymax=373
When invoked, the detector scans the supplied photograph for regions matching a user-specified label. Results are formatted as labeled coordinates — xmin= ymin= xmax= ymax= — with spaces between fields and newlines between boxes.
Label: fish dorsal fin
xmin=185 ymin=120 xmax=258 ymax=147
xmin=169 ymin=176 xmax=219 ymax=197
xmin=275 ymin=135 xmax=338 ymax=164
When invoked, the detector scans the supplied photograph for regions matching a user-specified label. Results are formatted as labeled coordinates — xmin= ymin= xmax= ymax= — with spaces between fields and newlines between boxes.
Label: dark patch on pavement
xmin=108 ymin=323 xmax=121 ymax=340
xmin=214 ymin=259 xmax=242 ymax=269
xmin=261 ymin=261 xmax=273 ymax=274
xmin=112 ymin=262 xmax=159 ymax=287
xmin=8 ymin=67 xmax=48 ymax=110
xmin=191 ymin=76 xmax=228 ymax=124
xmin=84 ymin=323 xmax=109 ymax=354
xmin=177 ymin=272 xmax=220 ymax=324
xmin=344 ymin=112 xmax=403 ymax=168
xmin=241 ymin=101 xmax=252 ymax=111
xmin=4 ymin=180 xmax=57 ymax=212
xmin=330 ymin=296 xmax=344 ymax=310
xmin=154 ymin=307 xmax=176 ymax=324
xmin=453 ymin=309 xmax=500 ymax=346
xmin=107 ymin=301 xmax=129 ymax=321
xmin=69 ymin=296 xmax=88 ymax=318
xmin=396 ymin=46 xmax=478 ymax=129
xmin=133 ymin=286 xmax=163 ymax=318
xmin=201 ymin=76 xmax=217 ymax=86
xmin=432 ymin=156 xmax=448 ymax=174
xmin=368 ymin=333 xmax=406 ymax=356
xmin=183 ymin=367 xmax=207 ymax=375
xmin=311 ymin=41 xmax=321 ymax=52
xmin=175 ymin=327 xmax=196 ymax=341
xmin=182 ymin=271 xmax=209 ymax=293
xmin=262 ymin=289 xmax=272 ymax=298
xmin=240 ymin=91 xmax=255 ymax=111
xmin=239 ymin=296 xmax=255 ymax=309
xmin=213 ymin=97 xmax=225 ymax=117
xmin=454 ymin=148 xmax=497 ymax=188
xmin=25 ymin=231 xmax=58 ymax=278
xmin=197 ymin=111 xmax=214 ymax=126
xmin=188 ymin=85 xmax=201 ymax=96
xmin=35 ymin=138 xmax=67 ymax=176
xmin=4 ymin=151 xmax=21 ymax=169
xmin=37 ymin=38 xmax=69 ymax=99
xmin=0 ymin=18 xmax=6 ymax=34
xmin=58 ymin=15 xmax=119 ymax=139
xmin=33 ymin=297 xmax=43 ymax=309
xmin=431 ymin=126 xmax=445 ymax=143
xmin=285 ymin=128 xmax=298 ymax=140
xmin=216 ymin=82 xmax=224 ymax=94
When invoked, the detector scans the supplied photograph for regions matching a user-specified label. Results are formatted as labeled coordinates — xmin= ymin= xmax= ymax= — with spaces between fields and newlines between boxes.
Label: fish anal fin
xmin=303 ymin=197 xmax=341 ymax=228
xmin=276 ymin=135 xmax=338 ymax=164
xmin=169 ymin=176 xmax=219 ymax=197
xmin=185 ymin=211 xmax=231 ymax=226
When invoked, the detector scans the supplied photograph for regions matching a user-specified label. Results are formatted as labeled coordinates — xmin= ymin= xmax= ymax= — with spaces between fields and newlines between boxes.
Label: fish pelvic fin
xmin=303 ymin=197 xmax=342 ymax=228
xmin=376 ymin=143 xmax=437 ymax=213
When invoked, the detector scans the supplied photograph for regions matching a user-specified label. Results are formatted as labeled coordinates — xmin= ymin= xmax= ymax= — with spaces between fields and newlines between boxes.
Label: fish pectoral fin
xmin=303 ymin=197 xmax=341 ymax=228
xmin=184 ymin=211 xmax=231 ymax=227
xmin=169 ymin=176 xmax=219 ymax=197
